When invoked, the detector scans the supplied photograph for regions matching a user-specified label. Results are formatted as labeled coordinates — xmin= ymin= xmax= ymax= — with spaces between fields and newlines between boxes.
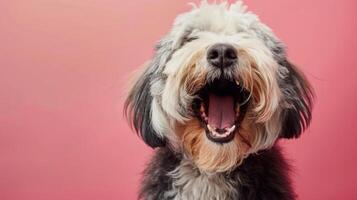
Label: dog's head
xmin=125 ymin=1 xmax=313 ymax=172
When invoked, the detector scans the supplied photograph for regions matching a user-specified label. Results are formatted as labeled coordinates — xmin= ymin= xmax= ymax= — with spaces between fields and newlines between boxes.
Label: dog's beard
xmin=179 ymin=119 xmax=252 ymax=172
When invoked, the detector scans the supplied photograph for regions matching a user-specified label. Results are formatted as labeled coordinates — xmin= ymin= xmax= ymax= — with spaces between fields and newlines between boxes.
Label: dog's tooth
xmin=207 ymin=124 xmax=214 ymax=132
xmin=212 ymin=130 xmax=218 ymax=137
xmin=228 ymin=125 xmax=236 ymax=133
xmin=235 ymin=80 xmax=240 ymax=86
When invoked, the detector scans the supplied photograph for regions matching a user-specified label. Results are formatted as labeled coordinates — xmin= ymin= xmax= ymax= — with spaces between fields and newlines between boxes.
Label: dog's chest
xmin=164 ymin=160 xmax=238 ymax=200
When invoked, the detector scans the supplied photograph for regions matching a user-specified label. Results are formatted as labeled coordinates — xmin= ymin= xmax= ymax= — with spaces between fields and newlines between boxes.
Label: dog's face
xmin=125 ymin=1 xmax=313 ymax=172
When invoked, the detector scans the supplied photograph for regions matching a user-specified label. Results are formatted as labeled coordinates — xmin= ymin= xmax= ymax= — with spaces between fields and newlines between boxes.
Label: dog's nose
xmin=207 ymin=43 xmax=237 ymax=68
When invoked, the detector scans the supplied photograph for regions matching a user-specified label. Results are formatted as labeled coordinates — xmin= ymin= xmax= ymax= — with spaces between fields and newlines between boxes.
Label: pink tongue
xmin=208 ymin=94 xmax=235 ymax=130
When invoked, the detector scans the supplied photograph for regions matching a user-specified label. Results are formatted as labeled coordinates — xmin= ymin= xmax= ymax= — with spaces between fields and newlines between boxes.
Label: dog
xmin=125 ymin=1 xmax=313 ymax=199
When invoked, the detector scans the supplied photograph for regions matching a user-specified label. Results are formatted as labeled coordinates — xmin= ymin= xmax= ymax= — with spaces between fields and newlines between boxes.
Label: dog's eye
xmin=181 ymin=36 xmax=198 ymax=46
xmin=186 ymin=36 xmax=198 ymax=42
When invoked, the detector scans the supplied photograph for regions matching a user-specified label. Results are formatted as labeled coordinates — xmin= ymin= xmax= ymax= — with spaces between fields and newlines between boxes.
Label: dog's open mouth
xmin=193 ymin=79 xmax=250 ymax=143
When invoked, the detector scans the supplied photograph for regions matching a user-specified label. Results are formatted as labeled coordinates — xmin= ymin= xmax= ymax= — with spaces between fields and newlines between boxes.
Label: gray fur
xmin=167 ymin=159 xmax=238 ymax=200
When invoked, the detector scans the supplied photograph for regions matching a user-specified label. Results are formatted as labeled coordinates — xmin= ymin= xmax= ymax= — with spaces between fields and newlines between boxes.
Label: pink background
xmin=0 ymin=0 xmax=356 ymax=199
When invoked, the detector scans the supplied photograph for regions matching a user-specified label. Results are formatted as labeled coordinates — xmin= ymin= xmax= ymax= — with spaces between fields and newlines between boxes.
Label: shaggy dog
xmin=125 ymin=1 xmax=313 ymax=199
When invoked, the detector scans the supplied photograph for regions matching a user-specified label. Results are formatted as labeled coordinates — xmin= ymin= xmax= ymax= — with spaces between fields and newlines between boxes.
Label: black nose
xmin=207 ymin=43 xmax=237 ymax=68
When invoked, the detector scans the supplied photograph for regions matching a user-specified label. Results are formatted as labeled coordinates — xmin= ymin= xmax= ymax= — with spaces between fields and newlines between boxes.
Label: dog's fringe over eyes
xmin=125 ymin=1 xmax=314 ymax=199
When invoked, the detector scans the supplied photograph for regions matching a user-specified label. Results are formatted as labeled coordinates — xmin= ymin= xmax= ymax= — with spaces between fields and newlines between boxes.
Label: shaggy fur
xmin=125 ymin=1 xmax=313 ymax=199
xmin=140 ymin=145 xmax=294 ymax=200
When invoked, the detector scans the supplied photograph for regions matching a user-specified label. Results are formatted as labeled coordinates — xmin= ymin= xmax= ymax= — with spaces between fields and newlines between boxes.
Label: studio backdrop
xmin=0 ymin=0 xmax=356 ymax=199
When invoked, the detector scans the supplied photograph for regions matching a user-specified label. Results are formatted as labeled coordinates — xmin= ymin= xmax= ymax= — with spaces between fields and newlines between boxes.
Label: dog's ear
xmin=279 ymin=60 xmax=314 ymax=139
xmin=124 ymin=64 xmax=166 ymax=148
